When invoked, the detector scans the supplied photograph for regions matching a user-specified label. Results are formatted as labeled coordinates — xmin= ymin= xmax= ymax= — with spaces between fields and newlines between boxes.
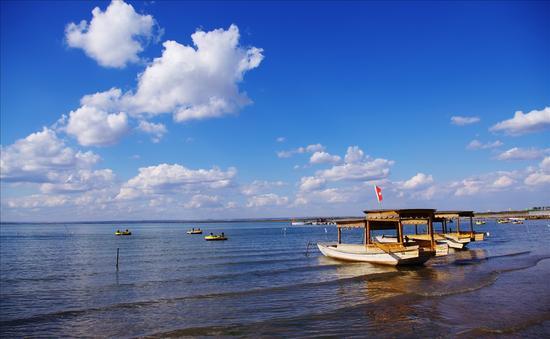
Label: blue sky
xmin=1 ymin=0 xmax=549 ymax=221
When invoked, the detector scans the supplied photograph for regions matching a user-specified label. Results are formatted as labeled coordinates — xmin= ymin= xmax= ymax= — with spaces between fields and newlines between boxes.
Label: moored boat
xmin=205 ymin=233 xmax=227 ymax=241
xmin=187 ymin=228 xmax=203 ymax=234
xmin=318 ymin=209 xmax=438 ymax=266
xmin=115 ymin=229 xmax=132 ymax=236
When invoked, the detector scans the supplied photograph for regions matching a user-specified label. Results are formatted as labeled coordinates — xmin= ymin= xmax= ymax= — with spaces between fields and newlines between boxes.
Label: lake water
xmin=1 ymin=220 xmax=549 ymax=337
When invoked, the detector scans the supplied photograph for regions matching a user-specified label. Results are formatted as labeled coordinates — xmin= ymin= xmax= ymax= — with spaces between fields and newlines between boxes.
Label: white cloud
xmin=299 ymin=176 xmax=326 ymax=192
xmin=276 ymin=137 xmax=286 ymax=143
xmin=66 ymin=105 xmax=129 ymax=146
xmin=277 ymin=143 xmax=325 ymax=158
xmin=1 ymin=128 xmax=100 ymax=183
xmin=493 ymin=175 xmax=514 ymax=188
xmin=490 ymin=107 xmax=550 ymax=136
xmin=541 ymin=157 xmax=550 ymax=172
xmin=125 ymin=24 xmax=263 ymax=122
xmin=137 ymin=120 xmax=167 ymax=143
xmin=65 ymin=0 xmax=156 ymax=68
xmin=524 ymin=172 xmax=550 ymax=186
xmin=466 ymin=139 xmax=503 ymax=150
xmin=524 ymin=156 xmax=550 ymax=186
xmin=40 ymin=169 xmax=115 ymax=194
xmin=116 ymin=163 xmax=236 ymax=200
xmin=6 ymin=194 xmax=69 ymax=209
xmin=496 ymin=147 xmax=550 ymax=161
xmin=401 ymin=173 xmax=434 ymax=190
xmin=453 ymin=178 xmax=484 ymax=196
xmin=184 ymin=194 xmax=222 ymax=209
xmin=63 ymin=24 xmax=263 ymax=146
xmin=309 ymin=151 xmax=341 ymax=164
xmin=317 ymin=146 xmax=393 ymax=182
xmin=241 ymin=180 xmax=285 ymax=196
xmin=80 ymin=88 xmax=123 ymax=111
xmin=451 ymin=116 xmax=480 ymax=126
xmin=344 ymin=146 xmax=364 ymax=163
xmin=246 ymin=193 xmax=288 ymax=207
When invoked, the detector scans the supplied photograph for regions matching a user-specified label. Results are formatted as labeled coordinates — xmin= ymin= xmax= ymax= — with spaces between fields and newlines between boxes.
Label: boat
xmin=475 ymin=220 xmax=486 ymax=225
xmin=291 ymin=221 xmax=305 ymax=226
xmin=317 ymin=209 xmax=438 ymax=266
xmin=115 ymin=229 xmax=131 ymax=236
xmin=205 ymin=233 xmax=228 ymax=241
xmin=510 ymin=218 xmax=524 ymax=224
xmin=186 ymin=228 xmax=203 ymax=234
xmin=433 ymin=211 xmax=481 ymax=244
xmin=497 ymin=219 xmax=510 ymax=224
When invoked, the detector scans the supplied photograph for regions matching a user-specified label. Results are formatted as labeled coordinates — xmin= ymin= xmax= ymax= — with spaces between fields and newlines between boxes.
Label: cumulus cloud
xmin=124 ymin=24 xmax=263 ymax=121
xmin=246 ymin=193 xmax=288 ymax=207
xmin=40 ymin=169 xmax=115 ymax=194
xmin=1 ymin=127 xmax=100 ymax=183
xmin=451 ymin=116 xmax=480 ymax=126
xmin=317 ymin=146 xmax=393 ymax=182
xmin=524 ymin=156 xmax=550 ymax=186
xmin=493 ymin=175 xmax=514 ymax=188
xmin=137 ymin=120 xmax=167 ymax=143
xmin=495 ymin=147 xmax=550 ymax=161
xmin=276 ymin=137 xmax=286 ymax=143
xmin=116 ymin=163 xmax=236 ymax=200
xmin=401 ymin=173 xmax=434 ymax=190
xmin=490 ymin=107 xmax=550 ymax=136
xmin=309 ymin=151 xmax=341 ymax=165
xmin=63 ymin=24 xmax=263 ymax=146
xmin=277 ymin=143 xmax=325 ymax=158
xmin=65 ymin=0 xmax=156 ymax=68
xmin=299 ymin=176 xmax=326 ymax=192
xmin=65 ymin=105 xmax=129 ymax=146
xmin=466 ymin=139 xmax=503 ymax=150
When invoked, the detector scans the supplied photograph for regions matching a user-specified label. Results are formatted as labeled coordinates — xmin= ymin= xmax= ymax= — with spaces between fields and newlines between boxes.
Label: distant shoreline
xmin=1 ymin=211 xmax=548 ymax=225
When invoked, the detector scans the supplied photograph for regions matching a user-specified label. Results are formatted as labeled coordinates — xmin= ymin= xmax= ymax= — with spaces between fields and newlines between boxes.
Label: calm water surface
xmin=1 ymin=220 xmax=549 ymax=337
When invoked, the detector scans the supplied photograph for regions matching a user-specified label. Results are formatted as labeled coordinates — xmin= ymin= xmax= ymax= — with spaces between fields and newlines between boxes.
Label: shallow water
xmin=1 ymin=220 xmax=549 ymax=337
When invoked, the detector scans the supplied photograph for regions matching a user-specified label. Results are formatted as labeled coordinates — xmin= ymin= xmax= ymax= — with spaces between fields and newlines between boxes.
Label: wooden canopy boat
xmin=433 ymin=211 xmax=484 ymax=245
xmin=318 ymin=209 xmax=438 ymax=266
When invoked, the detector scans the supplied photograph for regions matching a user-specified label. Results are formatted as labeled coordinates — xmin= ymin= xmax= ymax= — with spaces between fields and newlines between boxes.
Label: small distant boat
xmin=205 ymin=233 xmax=228 ymax=241
xmin=497 ymin=219 xmax=510 ymax=224
xmin=511 ymin=220 xmax=523 ymax=224
xmin=475 ymin=220 xmax=486 ymax=225
xmin=115 ymin=229 xmax=132 ymax=236
xmin=291 ymin=221 xmax=305 ymax=226
xmin=187 ymin=228 xmax=203 ymax=234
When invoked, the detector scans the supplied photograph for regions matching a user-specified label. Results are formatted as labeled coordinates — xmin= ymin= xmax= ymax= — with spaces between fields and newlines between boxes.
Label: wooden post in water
xmin=337 ymin=227 xmax=341 ymax=244
xmin=469 ymin=216 xmax=474 ymax=237
xmin=116 ymin=248 xmax=119 ymax=271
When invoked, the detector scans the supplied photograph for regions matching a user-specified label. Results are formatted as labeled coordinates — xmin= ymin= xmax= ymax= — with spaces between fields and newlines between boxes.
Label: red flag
xmin=374 ymin=185 xmax=383 ymax=202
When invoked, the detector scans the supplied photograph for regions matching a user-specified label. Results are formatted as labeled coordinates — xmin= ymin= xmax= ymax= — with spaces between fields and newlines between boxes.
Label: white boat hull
xmin=317 ymin=243 xmax=431 ymax=266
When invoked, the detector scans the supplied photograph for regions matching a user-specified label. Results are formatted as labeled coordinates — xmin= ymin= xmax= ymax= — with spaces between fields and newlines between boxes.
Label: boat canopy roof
xmin=335 ymin=218 xmax=365 ymax=228
xmin=435 ymin=210 xmax=474 ymax=218
xmin=363 ymin=209 xmax=435 ymax=222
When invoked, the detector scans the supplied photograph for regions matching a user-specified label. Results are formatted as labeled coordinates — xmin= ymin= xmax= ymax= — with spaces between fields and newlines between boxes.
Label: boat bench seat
xmin=374 ymin=242 xmax=414 ymax=253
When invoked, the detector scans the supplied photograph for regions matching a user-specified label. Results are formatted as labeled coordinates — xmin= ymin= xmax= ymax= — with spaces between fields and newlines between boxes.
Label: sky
xmin=1 ymin=0 xmax=549 ymax=222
